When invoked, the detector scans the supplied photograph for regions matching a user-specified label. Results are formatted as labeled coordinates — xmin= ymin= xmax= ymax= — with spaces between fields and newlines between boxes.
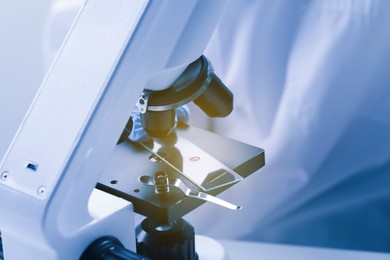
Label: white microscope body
xmin=0 ymin=0 xmax=230 ymax=259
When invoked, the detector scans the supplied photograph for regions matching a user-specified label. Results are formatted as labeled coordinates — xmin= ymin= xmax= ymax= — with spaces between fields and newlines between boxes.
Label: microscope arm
xmin=0 ymin=0 xmax=228 ymax=259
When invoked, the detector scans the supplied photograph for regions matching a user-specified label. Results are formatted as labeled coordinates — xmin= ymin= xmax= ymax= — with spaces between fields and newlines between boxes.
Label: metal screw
xmin=37 ymin=186 xmax=47 ymax=197
xmin=1 ymin=171 xmax=9 ymax=181
xmin=154 ymin=171 xmax=170 ymax=194
xmin=136 ymin=91 xmax=150 ymax=114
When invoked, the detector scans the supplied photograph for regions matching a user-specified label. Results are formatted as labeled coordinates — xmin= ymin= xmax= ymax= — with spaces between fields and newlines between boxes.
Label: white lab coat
xmin=45 ymin=0 xmax=390 ymax=253
xmin=187 ymin=0 xmax=390 ymax=253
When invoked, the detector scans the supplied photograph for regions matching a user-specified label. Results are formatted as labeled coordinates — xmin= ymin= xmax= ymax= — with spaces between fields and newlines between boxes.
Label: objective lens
xmin=193 ymin=72 xmax=233 ymax=117
xmin=141 ymin=109 xmax=176 ymax=138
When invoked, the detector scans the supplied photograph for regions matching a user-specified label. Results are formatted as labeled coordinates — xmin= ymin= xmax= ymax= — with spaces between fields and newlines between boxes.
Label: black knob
xmin=81 ymin=236 xmax=147 ymax=260
xmin=136 ymin=218 xmax=198 ymax=260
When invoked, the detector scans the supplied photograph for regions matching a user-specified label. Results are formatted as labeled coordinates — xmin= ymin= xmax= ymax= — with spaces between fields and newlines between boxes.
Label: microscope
xmin=0 ymin=1 xmax=264 ymax=259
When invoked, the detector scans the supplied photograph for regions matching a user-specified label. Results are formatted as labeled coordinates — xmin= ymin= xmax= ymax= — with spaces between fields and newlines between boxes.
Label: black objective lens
xmin=193 ymin=72 xmax=233 ymax=117
xmin=141 ymin=109 xmax=176 ymax=139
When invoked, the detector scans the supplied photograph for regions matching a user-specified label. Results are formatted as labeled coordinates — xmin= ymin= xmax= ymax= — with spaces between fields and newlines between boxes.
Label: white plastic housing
xmin=0 ymin=0 xmax=228 ymax=259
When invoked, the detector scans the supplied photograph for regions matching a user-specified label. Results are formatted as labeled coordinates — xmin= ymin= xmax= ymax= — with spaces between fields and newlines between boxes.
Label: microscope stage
xmin=97 ymin=126 xmax=264 ymax=223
